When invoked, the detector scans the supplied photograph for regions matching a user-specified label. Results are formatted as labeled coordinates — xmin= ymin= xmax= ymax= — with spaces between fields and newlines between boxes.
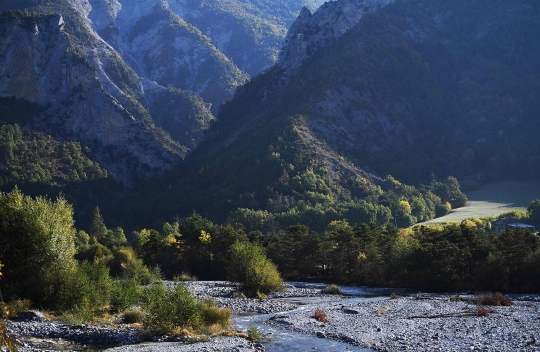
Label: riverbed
xmin=9 ymin=282 xmax=540 ymax=352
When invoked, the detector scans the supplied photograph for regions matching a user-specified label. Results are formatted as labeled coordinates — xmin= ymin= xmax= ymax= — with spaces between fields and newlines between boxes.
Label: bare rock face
xmin=127 ymin=4 xmax=247 ymax=113
xmin=278 ymin=0 xmax=394 ymax=75
xmin=0 ymin=12 xmax=177 ymax=183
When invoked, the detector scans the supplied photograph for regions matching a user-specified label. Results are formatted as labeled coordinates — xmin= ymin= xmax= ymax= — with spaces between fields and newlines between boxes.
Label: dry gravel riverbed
xmin=7 ymin=282 xmax=540 ymax=352
xmin=266 ymin=293 xmax=540 ymax=352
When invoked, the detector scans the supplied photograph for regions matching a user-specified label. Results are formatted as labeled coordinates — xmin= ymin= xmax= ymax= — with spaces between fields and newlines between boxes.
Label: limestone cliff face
xmin=84 ymin=0 xmax=323 ymax=77
xmin=127 ymin=5 xmax=247 ymax=113
xmin=278 ymin=0 xmax=394 ymax=75
xmin=0 ymin=12 xmax=178 ymax=183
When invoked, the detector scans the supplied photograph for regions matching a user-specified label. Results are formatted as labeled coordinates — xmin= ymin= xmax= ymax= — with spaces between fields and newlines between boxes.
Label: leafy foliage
xmin=0 ymin=188 xmax=77 ymax=306
xmin=227 ymin=241 xmax=282 ymax=297
xmin=139 ymin=282 xmax=202 ymax=335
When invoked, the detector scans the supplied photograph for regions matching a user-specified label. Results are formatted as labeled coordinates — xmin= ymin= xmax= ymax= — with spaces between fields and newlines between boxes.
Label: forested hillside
xmin=116 ymin=0 xmax=539 ymax=232
xmin=0 ymin=0 xmax=538 ymax=233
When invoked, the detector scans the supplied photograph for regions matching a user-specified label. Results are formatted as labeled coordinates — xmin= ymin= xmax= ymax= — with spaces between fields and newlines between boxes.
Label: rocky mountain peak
xmin=278 ymin=0 xmax=394 ymax=75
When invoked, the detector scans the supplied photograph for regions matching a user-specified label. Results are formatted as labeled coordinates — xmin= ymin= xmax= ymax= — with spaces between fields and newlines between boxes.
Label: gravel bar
xmin=104 ymin=337 xmax=264 ymax=352
xmin=266 ymin=294 xmax=540 ymax=351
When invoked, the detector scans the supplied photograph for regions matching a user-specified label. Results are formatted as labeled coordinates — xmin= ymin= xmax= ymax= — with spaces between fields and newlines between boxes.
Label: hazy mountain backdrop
xmin=0 ymin=0 xmax=538 ymax=231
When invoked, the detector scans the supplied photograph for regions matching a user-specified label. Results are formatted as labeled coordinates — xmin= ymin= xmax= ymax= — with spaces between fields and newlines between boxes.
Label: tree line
xmin=0 ymin=187 xmax=538 ymax=327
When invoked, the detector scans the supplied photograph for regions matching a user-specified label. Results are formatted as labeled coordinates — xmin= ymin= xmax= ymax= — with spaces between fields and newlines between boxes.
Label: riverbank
xmin=266 ymin=293 xmax=540 ymax=351
xmin=7 ymin=282 xmax=540 ymax=351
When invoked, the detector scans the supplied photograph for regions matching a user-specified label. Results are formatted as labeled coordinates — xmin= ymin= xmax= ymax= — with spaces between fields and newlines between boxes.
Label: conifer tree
xmin=89 ymin=206 xmax=107 ymax=242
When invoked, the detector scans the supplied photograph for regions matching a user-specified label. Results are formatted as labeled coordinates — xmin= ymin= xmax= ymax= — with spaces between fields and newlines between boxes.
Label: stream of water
xmin=233 ymin=284 xmax=386 ymax=352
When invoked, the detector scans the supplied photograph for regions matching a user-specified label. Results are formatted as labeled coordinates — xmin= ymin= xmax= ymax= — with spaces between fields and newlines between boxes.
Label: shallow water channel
xmin=234 ymin=284 xmax=386 ymax=352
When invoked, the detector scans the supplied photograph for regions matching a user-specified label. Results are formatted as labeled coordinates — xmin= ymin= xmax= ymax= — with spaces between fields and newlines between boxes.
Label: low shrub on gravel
xmin=5 ymin=299 xmax=31 ymax=319
xmin=140 ymin=282 xmax=201 ymax=335
xmin=198 ymin=299 xmax=231 ymax=328
xmin=122 ymin=308 xmax=144 ymax=324
xmin=314 ymin=308 xmax=329 ymax=322
xmin=174 ymin=271 xmax=198 ymax=282
xmin=477 ymin=307 xmax=491 ymax=317
xmin=477 ymin=292 xmax=513 ymax=306
xmin=227 ymin=241 xmax=283 ymax=297
xmin=247 ymin=324 xmax=263 ymax=341
xmin=321 ymin=284 xmax=342 ymax=295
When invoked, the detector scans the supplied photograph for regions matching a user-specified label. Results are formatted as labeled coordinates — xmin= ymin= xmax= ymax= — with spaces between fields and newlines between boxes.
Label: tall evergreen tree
xmin=89 ymin=206 xmax=107 ymax=242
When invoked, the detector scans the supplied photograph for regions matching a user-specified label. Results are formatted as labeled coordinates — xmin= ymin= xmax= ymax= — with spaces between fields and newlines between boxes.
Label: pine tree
xmin=89 ymin=206 xmax=107 ymax=243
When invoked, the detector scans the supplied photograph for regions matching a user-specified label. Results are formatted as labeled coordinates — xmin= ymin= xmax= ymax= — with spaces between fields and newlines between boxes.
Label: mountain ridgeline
xmin=0 ymin=0 xmax=539 ymax=232
xmin=118 ymin=0 xmax=540 ymax=231
xmin=0 ymin=0 xmax=322 ymax=185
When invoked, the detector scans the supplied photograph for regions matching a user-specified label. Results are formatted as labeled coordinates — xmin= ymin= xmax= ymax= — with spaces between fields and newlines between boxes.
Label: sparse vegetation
xmin=246 ymin=324 xmax=263 ymax=341
xmin=197 ymin=299 xmax=231 ymax=328
xmin=477 ymin=308 xmax=491 ymax=317
xmin=477 ymin=292 xmax=513 ymax=307
xmin=314 ymin=308 xmax=329 ymax=322
xmin=321 ymin=284 xmax=342 ymax=295
xmin=121 ymin=309 xmax=144 ymax=324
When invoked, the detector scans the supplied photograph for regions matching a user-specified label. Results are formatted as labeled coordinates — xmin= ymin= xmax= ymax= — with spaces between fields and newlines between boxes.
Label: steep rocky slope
xmin=278 ymin=0 xmax=394 ymax=75
xmin=0 ymin=0 xmax=324 ymax=185
xmin=87 ymin=0 xmax=322 ymax=77
xmin=118 ymin=0 xmax=540 ymax=229
xmin=0 ymin=11 xmax=179 ymax=183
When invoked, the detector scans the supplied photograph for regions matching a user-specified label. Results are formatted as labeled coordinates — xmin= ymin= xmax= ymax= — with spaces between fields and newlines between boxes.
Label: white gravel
xmin=104 ymin=337 xmax=263 ymax=352
xmin=266 ymin=294 xmax=540 ymax=351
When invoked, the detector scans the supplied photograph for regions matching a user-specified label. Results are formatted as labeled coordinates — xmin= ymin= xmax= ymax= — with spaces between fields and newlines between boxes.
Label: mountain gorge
xmin=118 ymin=0 xmax=540 ymax=231
xmin=0 ymin=0 xmax=539 ymax=232
xmin=0 ymin=0 xmax=322 ymax=186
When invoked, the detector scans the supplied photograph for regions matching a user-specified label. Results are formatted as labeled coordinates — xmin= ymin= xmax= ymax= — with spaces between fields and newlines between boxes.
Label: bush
xmin=5 ymin=299 xmax=31 ymax=319
xmin=140 ymin=282 xmax=201 ymax=335
xmin=477 ymin=292 xmax=513 ymax=306
xmin=0 ymin=189 xmax=77 ymax=307
xmin=477 ymin=307 xmax=490 ymax=317
xmin=122 ymin=309 xmax=144 ymax=324
xmin=173 ymin=271 xmax=198 ymax=282
xmin=321 ymin=284 xmax=342 ymax=295
xmin=197 ymin=299 xmax=231 ymax=328
xmin=313 ymin=308 xmax=328 ymax=322
xmin=246 ymin=324 xmax=262 ymax=341
xmin=110 ymin=278 xmax=139 ymax=313
xmin=227 ymin=241 xmax=283 ymax=297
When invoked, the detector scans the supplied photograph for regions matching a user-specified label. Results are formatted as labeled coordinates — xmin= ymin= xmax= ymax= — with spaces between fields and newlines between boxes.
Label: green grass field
xmin=422 ymin=180 xmax=540 ymax=224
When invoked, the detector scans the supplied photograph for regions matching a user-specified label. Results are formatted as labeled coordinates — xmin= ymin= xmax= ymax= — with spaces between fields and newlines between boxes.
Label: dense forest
xmin=0 ymin=188 xmax=538 ymax=322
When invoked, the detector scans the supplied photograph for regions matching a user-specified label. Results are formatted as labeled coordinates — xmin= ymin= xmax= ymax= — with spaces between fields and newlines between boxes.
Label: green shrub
xmin=122 ymin=308 xmax=144 ymax=324
xmin=5 ymin=299 xmax=31 ymax=319
xmin=227 ymin=241 xmax=283 ymax=297
xmin=197 ymin=299 xmax=231 ymax=328
xmin=78 ymin=261 xmax=113 ymax=310
xmin=140 ymin=282 xmax=201 ymax=335
xmin=110 ymin=278 xmax=139 ymax=313
xmin=321 ymin=284 xmax=342 ymax=295
xmin=247 ymin=324 xmax=262 ymax=341
xmin=122 ymin=257 xmax=160 ymax=285
xmin=173 ymin=271 xmax=198 ymax=282
xmin=0 ymin=188 xmax=77 ymax=307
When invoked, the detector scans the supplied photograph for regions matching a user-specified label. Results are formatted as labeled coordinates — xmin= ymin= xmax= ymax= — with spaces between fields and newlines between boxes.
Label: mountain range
xmin=0 ymin=0 xmax=539 ymax=231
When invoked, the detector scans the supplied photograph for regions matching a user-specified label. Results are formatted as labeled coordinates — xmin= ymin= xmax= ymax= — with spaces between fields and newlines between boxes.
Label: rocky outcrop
xmin=0 ymin=12 xmax=178 ymax=183
xmin=278 ymin=0 xmax=394 ymax=75
xmin=126 ymin=4 xmax=247 ymax=113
